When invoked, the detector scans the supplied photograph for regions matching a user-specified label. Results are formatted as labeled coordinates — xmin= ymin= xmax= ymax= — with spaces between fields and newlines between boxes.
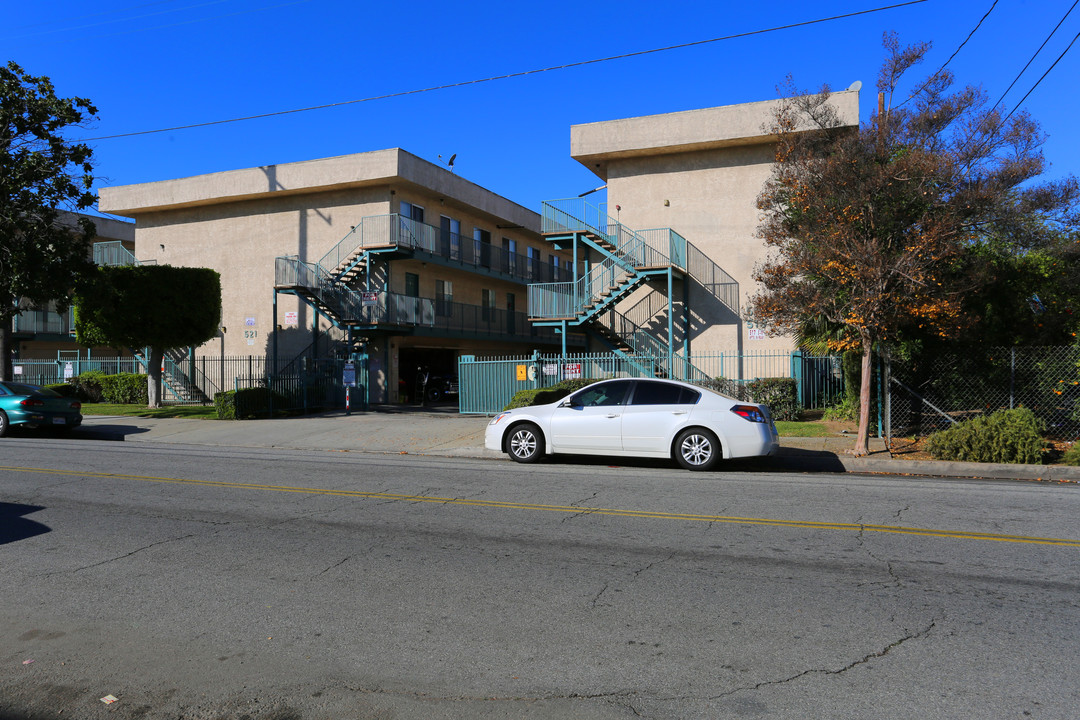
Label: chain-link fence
xmin=886 ymin=346 xmax=1080 ymax=442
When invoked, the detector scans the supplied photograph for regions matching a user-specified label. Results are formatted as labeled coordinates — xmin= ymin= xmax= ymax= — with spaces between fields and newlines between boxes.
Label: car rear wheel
xmin=674 ymin=428 xmax=721 ymax=471
xmin=506 ymin=423 xmax=545 ymax=463
xmin=0 ymin=410 xmax=9 ymax=438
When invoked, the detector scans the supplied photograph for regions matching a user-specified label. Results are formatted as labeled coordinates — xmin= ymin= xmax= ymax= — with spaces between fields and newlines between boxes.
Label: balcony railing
xmin=319 ymin=214 xmax=572 ymax=286
xmin=13 ymin=307 xmax=70 ymax=335
xmin=92 ymin=241 xmax=156 ymax=267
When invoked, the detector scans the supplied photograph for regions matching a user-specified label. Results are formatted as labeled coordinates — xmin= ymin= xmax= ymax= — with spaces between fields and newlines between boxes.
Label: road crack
xmin=52 ymin=534 xmax=196 ymax=575
xmin=712 ymin=621 xmax=937 ymax=699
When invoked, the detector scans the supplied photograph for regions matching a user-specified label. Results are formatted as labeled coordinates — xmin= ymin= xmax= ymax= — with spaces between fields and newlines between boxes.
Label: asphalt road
xmin=2 ymin=436 xmax=1079 ymax=719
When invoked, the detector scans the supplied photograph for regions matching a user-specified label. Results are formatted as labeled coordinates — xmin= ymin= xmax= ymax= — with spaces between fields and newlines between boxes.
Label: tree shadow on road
xmin=0 ymin=502 xmax=50 ymax=545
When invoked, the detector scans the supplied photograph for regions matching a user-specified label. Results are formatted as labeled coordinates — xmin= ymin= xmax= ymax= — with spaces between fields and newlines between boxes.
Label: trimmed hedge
xmin=215 ymin=388 xmax=289 ymax=419
xmin=745 ymin=377 xmax=801 ymax=421
xmin=45 ymin=383 xmax=79 ymax=398
xmin=925 ymin=407 xmax=1048 ymax=464
xmin=502 ymin=379 xmax=598 ymax=411
xmin=68 ymin=371 xmax=148 ymax=404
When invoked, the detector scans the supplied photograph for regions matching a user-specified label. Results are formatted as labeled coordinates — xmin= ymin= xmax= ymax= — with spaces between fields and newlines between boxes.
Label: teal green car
xmin=0 ymin=381 xmax=83 ymax=437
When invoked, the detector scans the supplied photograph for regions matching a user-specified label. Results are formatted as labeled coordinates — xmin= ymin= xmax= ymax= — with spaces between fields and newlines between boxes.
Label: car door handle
xmin=606 ymin=413 xmax=620 ymax=418
xmin=672 ymin=411 xmax=688 ymax=415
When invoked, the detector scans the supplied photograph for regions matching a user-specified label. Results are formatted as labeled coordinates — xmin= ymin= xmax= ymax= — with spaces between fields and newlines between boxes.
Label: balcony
xmin=321 ymin=214 xmax=573 ymax=286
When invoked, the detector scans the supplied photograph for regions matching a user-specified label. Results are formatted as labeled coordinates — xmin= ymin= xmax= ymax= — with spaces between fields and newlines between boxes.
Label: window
xmin=436 ymin=279 xmax=453 ymax=317
xmin=630 ymin=381 xmax=700 ymax=406
xmin=405 ymin=272 xmax=420 ymax=298
xmin=550 ymin=254 xmax=561 ymax=282
xmin=474 ymin=228 xmax=491 ymax=268
xmin=399 ymin=201 xmax=424 ymax=223
xmin=527 ymin=247 xmax=541 ymax=281
xmin=503 ymin=237 xmax=516 ymax=275
xmin=571 ymin=381 xmax=632 ymax=407
xmin=481 ymin=288 xmax=495 ymax=322
xmin=399 ymin=202 xmax=424 ymax=246
xmin=441 ymin=216 xmax=461 ymax=260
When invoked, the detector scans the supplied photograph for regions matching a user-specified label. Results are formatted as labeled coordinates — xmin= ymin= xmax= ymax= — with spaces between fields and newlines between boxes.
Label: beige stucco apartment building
xmin=569 ymin=88 xmax=860 ymax=355
xmin=12 ymin=212 xmax=137 ymax=359
xmin=96 ymin=89 xmax=860 ymax=403
xmin=98 ymin=148 xmax=583 ymax=403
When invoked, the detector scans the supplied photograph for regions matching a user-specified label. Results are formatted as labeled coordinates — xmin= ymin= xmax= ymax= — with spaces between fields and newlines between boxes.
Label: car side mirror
xmin=560 ymin=395 xmax=582 ymax=408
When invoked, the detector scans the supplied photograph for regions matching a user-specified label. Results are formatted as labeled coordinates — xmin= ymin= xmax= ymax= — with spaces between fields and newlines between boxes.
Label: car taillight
xmin=20 ymin=398 xmax=44 ymax=407
xmin=731 ymin=405 xmax=767 ymax=423
xmin=70 ymin=401 xmax=81 ymax=410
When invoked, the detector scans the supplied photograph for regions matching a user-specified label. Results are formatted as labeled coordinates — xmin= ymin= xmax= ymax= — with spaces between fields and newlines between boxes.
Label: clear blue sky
xmin=6 ymin=0 xmax=1078 ymax=220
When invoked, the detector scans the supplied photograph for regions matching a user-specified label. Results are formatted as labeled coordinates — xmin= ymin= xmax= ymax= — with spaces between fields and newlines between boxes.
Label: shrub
xmin=503 ymin=379 xmax=598 ymax=411
xmin=823 ymin=394 xmax=859 ymax=421
xmin=1064 ymin=443 xmax=1080 ymax=467
xmin=925 ymin=407 xmax=1048 ymax=464
xmin=45 ymin=383 xmax=79 ymax=398
xmin=745 ymin=377 xmax=802 ymax=421
xmin=69 ymin=370 xmax=106 ymax=402
xmin=99 ymin=373 xmax=148 ymax=404
xmin=215 ymin=388 xmax=289 ymax=419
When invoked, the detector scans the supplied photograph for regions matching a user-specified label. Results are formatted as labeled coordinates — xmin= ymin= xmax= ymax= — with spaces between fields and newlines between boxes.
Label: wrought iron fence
xmin=885 ymin=346 xmax=1080 ymax=441
xmin=10 ymin=355 xmax=355 ymax=414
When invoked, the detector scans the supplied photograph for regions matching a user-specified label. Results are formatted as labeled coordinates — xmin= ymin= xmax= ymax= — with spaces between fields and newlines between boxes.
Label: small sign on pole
xmin=361 ymin=292 xmax=377 ymax=307
xmin=343 ymin=362 xmax=356 ymax=416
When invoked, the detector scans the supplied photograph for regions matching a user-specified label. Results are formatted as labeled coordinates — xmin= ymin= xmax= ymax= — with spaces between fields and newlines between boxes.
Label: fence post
xmin=883 ymin=354 xmax=892 ymax=443
xmin=790 ymin=350 xmax=803 ymax=407
xmin=1010 ymin=348 xmax=1015 ymax=409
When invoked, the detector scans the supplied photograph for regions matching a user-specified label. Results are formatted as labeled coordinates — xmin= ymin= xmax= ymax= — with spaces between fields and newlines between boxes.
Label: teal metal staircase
xmin=529 ymin=198 xmax=738 ymax=382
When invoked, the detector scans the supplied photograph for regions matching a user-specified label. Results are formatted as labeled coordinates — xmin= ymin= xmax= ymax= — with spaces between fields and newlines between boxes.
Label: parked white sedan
xmin=485 ymin=378 xmax=779 ymax=471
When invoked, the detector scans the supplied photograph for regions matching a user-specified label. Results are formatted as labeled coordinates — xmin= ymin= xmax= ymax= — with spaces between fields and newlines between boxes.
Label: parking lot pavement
xmin=71 ymin=409 xmax=1080 ymax=482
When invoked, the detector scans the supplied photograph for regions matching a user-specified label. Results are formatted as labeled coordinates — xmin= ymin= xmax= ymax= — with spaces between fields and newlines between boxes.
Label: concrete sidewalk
xmin=72 ymin=408 xmax=1080 ymax=483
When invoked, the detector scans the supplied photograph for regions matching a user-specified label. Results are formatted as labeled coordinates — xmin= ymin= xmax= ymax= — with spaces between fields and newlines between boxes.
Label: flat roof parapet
xmin=571 ymin=90 xmax=860 ymax=179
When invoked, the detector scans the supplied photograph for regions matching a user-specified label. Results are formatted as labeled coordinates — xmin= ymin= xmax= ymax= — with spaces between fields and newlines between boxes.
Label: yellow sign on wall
xmin=516 ymin=364 xmax=527 ymax=381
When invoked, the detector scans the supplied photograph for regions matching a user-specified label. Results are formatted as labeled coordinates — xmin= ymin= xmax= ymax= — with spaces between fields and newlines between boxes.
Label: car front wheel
xmin=506 ymin=423 xmax=545 ymax=463
xmin=674 ymin=428 xmax=721 ymax=471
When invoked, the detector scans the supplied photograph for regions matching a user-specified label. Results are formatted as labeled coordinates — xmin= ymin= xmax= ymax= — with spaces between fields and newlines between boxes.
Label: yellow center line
xmin=6 ymin=465 xmax=1079 ymax=547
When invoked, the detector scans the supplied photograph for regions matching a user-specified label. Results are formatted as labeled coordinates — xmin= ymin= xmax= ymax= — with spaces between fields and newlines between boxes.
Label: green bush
xmin=503 ymin=379 xmax=598 ymax=411
xmin=925 ymin=408 xmax=1048 ymax=464
xmin=215 ymin=387 xmax=289 ymax=419
xmin=99 ymin=373 xmax=148 ymax=404
xmin=69 ymin=370 xmax=106 ymax=402
xmin=214 ymin=391 xmax=237 ymax=419
xmin=823 ymin=394 xmax=859 ymax=421
xmin=45 ymin=383 xmax=79 ymax=398
xmin=1063 ymin=443 xmax=1080 ymax=466
xmin=746 ymin=377 xmax=802 ymax=421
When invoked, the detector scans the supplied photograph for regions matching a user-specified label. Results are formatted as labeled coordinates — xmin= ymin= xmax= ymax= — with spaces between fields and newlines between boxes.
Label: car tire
xmin=674 ymin=428 xmax=721 ymax=471
xmin=426 ymin=387 xmax=443 ymax=402
xmin=0 ymin=410 xmax=8 ymax=438
xmin=506 ymin=422 xmax=545 ymax=463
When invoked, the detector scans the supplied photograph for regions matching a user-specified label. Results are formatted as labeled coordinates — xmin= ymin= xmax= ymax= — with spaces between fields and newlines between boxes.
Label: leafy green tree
xmin=0 ymin=61 xmax=98 ymax=380
xmin=751 ymin=34 xmax=1078 ymax=456
xmin=75 ymin=265 xmax=222 ymax=407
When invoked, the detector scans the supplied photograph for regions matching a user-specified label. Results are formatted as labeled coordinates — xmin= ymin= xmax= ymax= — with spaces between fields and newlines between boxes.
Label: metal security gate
xmin=458 ymin=351 xmax=847 ymax=415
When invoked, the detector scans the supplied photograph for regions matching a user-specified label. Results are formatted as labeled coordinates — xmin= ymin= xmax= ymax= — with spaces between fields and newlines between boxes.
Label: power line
xmin=79 ymin=0 xmax=929 ymax=142
xmin=895 ymin=0 xmax=998 ymax=109
xmin=987 ymin=0 xmax=1078 ymax=114
xmin=999 ymin=27 xmax=1080 ymax=126
xmin=6 ymin=0 xmax=187 ymax=32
